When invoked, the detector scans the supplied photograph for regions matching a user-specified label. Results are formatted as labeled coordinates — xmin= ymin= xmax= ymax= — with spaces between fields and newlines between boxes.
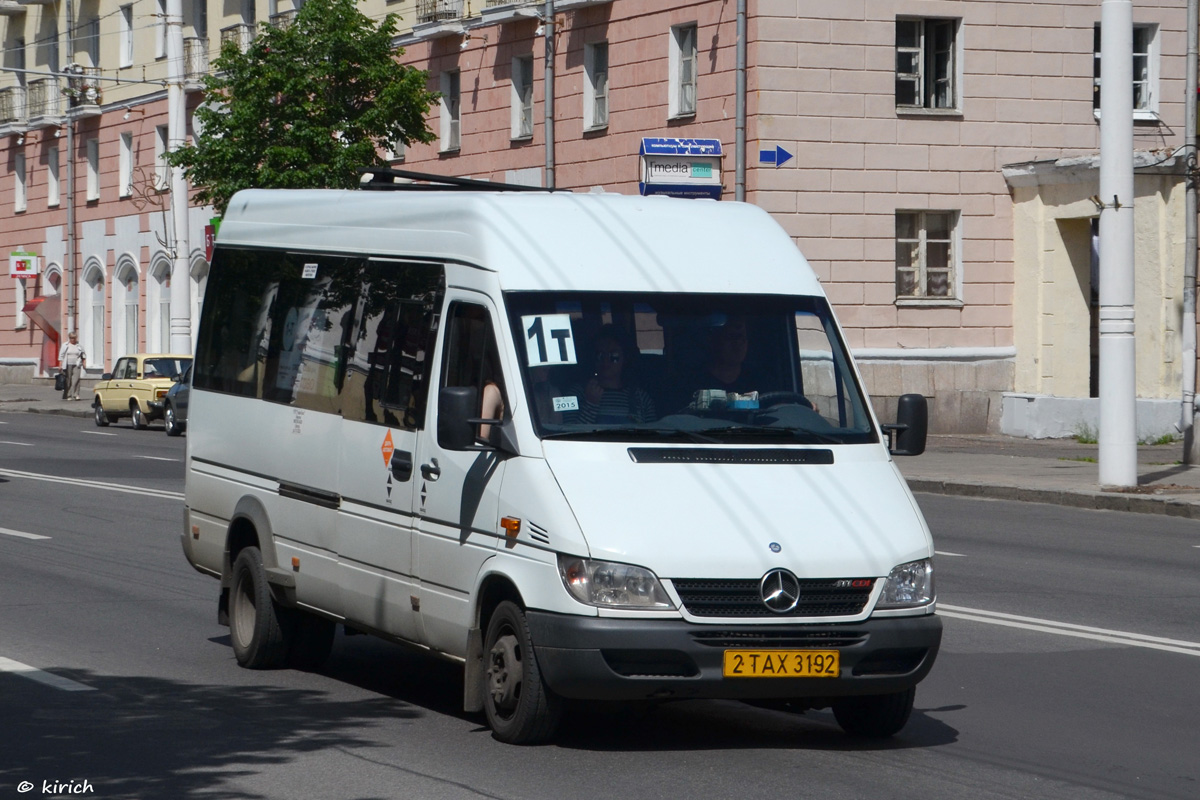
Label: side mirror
xmin=438 ymin=386 xmax=479 ymax=451
xmin=884 ymin=393 xmax=927 ymax=457
xmin=101 ymin=372 xmax=113 ymax=381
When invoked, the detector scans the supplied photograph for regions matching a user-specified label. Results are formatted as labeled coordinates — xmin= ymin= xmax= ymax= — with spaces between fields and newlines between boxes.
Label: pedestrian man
xmin=59 ymin=332 xmax=86 ymax=401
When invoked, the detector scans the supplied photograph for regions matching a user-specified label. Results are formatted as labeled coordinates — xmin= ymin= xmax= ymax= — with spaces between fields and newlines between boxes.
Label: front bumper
xmin=527 ymin=611 xmax=942 ymax=702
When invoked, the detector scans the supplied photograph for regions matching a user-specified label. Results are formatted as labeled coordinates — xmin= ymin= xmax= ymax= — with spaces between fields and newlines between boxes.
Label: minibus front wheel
xmin=831 ymin=687 xmax=915 ymax=738
xmin=483 ymin=601 xmax=561 ymax=744
xmin=229 ymin=546 xmax=290 ymax=669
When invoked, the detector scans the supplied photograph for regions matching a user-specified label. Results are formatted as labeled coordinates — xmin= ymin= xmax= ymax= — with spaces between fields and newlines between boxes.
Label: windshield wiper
xmin=541 ymin=427 xmax=720 ymax=443
xmin=701 ymin=426 xmax=845 ymax=445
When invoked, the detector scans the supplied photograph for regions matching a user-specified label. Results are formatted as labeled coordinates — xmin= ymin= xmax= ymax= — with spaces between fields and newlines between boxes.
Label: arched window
xmin=149 ymin=254 xmax=172 ymax=353
xmin=81 ymin=259 xmax=106 ymax=372
xmin=114 ymin=255 xmax=140 ymax=359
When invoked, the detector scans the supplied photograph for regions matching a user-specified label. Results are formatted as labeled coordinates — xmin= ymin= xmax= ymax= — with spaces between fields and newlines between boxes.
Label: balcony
xmin=184 ymin=37 xmax=209 ymax=86
xmin=268 ymin=9 xmax=297 ymax=29
xmin=555 ymin=0 xmax=611 ymax=9
xmin=417 ymin=0 xmax=462 ymax=23
xmin=480 ymin=1 xmax=540 ymax=26
xmin=220 ymin=23 xmax=256 ymax=54
xmin=26 ymin=77 xmax=66 ymax=126
xmin=0 ymin=86 xmax=27 ymax=136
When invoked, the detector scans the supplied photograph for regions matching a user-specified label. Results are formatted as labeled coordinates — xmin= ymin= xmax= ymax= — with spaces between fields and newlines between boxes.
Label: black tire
xmin=93 ymin=400 xmax=110 ymax=427
xmin=482 ymin=600 xmax=561 ymax=744
xmin=229 ymin=546 xmax=290 ymax=669
xmin=164 ymin=403 xmax=183 ymax=436
xmin=130 ymin=402 xmax=149 ymax=430
xmin=832 ymin=688 xmax=916 ymax=739
xmin=287 ymin=612 xmax=336 ymax=671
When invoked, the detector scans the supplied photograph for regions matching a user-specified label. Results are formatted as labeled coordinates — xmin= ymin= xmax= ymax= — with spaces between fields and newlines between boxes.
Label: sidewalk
xmin=5 ymin=379 xmax=1200 ymax=520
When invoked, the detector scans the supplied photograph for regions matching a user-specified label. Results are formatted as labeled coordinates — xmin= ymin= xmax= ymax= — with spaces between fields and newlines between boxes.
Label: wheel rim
xmin=133 ymin=407 xmax=145 ymax=427
xmin=165 ymin=407 xmax=175 ymax=430
xmin=486 ymin=629 xmax=523 ymax=719
xmin=231 ymin=572 xmax=257 ymax=650
xmin=94 ymin=405 xmax=104 ymax=423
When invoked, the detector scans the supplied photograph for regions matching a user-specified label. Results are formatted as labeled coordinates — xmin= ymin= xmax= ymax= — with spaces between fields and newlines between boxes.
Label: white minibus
xmin=182 ymin=173 xmax=941 ymax=744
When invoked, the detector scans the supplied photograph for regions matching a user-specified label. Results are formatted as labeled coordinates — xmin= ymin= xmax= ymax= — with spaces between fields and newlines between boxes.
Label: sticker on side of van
xmin=523 ymin=314 xmax=578 ymax=367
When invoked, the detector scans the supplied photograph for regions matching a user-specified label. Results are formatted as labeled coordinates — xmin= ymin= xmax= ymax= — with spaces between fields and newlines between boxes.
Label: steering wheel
xmin=757 ymin=391 xmax=814 ymax=411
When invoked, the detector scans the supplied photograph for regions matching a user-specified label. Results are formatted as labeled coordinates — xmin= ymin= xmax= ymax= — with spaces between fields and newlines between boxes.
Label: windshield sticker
xmin=553 ymin=395 xmax=580 ymax=413
xmin=522 ymin=314 xmax=578 ymax=367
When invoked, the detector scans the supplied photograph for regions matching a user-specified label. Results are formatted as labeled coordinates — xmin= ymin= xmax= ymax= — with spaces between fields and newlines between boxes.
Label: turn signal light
xmin=501 ymin=517 xmax=521 ymax=538
xmin=291 ymin=557 xmax=300 ymax=571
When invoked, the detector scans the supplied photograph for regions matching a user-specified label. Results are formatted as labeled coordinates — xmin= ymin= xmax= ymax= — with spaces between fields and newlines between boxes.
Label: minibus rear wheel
xmin=831 ymin=687 xmax=915 ymax=738
xmin=229 ymin=546 xmax=289 ymax=669
xmin=483 ymin=601 xmax=561 ymax=744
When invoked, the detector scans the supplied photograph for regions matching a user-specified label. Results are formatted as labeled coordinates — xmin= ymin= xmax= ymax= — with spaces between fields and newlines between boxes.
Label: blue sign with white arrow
xmin=759 ymin=145 xmax=794 ymax=167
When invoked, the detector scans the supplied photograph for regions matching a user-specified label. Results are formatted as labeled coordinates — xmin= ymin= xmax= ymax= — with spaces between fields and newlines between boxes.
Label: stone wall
xmin=858 ymin=358 xmax=1014 ymax=434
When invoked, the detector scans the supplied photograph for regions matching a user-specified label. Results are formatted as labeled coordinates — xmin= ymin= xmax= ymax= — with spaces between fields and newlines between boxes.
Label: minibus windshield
xmin=505 ymin=292 xmax=877 ymax=445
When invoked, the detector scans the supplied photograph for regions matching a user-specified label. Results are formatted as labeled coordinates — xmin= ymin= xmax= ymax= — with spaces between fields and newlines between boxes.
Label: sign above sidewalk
xmin=9 ymin=251 xmax=40 ymax=278
xmin=638 ymin=138 xmax=723 ymax=199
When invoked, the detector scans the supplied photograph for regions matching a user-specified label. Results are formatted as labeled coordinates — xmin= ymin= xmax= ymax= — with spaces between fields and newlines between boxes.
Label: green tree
xmin=169 ymin=0 xmax=436 ymax=215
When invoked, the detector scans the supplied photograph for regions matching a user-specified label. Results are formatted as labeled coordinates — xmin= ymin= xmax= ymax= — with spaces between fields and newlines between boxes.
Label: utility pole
xmin=543 ymin=0 xmax=554 ymax=190
xmin=1098 ymin=0 xmax=1138 ymax=487
xmin=166 ymin=0 xmax=192 ymax=354
xmin=64 ymin=0 xmax=76 ymax=340
xmin=1182 ymin=0 xmax=1199 ymax=463
xmin=735 ymin=0 xmax=746 ymax=202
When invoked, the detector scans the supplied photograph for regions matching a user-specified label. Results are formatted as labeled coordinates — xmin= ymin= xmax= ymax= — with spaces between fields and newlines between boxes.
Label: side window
xmin=440 ymin=302 xmax=506 ymax=439
xmin=341 ymin=261 xmax=444 ymax=430
xmin=113 ymin=358 xmax=130 ymax=379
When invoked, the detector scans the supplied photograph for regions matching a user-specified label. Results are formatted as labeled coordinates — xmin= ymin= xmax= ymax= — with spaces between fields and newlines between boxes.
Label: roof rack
xmin=358 ymin=167 xmax=551 ymax=192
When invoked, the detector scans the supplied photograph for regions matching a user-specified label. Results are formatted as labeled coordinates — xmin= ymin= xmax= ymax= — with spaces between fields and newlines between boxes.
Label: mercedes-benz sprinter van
xmin=182 ymin=176 xmax=940 ymax=744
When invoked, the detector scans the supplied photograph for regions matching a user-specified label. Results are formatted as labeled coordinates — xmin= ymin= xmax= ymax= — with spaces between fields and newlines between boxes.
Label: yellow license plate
xmin=723 ymin=649 xmax=840 ymax=678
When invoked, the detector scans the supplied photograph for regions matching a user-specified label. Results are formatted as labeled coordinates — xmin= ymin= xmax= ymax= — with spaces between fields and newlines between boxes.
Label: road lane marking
xmin=137 ymin=456 xmax=178 ymax=462
xmin=0 ymin=527 xmax=50 ymax=541
xmin=940 ymin=604 xmax=1200 ymax=657
xmin=0 ymin=468 xmax=183 ymax=500
xmin=81 ymin=431 xmax=118 ymax=436
xmin=0 ymin=657 xmax=95 ymax=692
xmin=0 ymin=440 xmax=34 ymax=446
xmin=935 ymin=551 xmax=966 ymax=557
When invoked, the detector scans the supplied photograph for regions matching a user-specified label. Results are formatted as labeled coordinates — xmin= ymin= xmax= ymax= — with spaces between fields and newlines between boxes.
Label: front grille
xmin=672 ymin=578 xmax=874 ymax=618
xmin=691 ymin=629 xmax=868 ymax=648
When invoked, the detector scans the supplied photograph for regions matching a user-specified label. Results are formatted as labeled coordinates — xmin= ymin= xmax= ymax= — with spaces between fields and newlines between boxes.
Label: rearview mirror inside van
xmin=884 ymin=393 xmax=928 ymax=457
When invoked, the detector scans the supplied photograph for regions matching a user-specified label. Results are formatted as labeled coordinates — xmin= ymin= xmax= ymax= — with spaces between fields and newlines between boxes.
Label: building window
xmin=155 ymin=125 xmax=170 ymax=190
xmin=669 ymin=24 xmax=697 ymax=118
xmin=1093 ymin=23 xmax=1160 ymax=119
xmin=440 ymin=70 xmax=460 ymax=152
xmin=194 ymin=0 xmax=208 ymax=38
xmin=47 ymin=145 xmax=60 ymax=207
xmin=119 ymin=132 xmax=134 ymax=197
xmin=511 ymin=56 xmax=534 ymax=140
xmin=896 ymin=211 xmax=959 ymax=301
xmin=83 ymin=17 xmax=100 ymax=67
xmin=120 ymin=5 xmax=134 ymax=67
xmin=895 ymin=18 xmax=958 ymax=111
xmin=157 ymin=0 xmax=169 ymax=58
xmin=86 ymin=138 xmax=100 ymax=201
xmin=13 ymin=151 xmax=26 ymax=212
xmin=584 ymin=41 xmax=609 ymax=131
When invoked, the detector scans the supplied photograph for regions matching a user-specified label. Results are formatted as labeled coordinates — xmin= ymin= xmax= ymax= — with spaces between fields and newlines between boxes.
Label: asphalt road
xmin=1 ymin=410 xmax=1197 ymax=799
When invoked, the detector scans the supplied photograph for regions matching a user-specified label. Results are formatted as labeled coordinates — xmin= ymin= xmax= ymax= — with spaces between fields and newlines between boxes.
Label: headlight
xmin=876 ymin=558 xmax=934 ymax=609
xmin=558 ymin=556 xmax=675 ymax=609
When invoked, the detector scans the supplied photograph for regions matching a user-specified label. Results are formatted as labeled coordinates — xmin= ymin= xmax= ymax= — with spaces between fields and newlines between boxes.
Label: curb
xmin=905 ymin=478 xmax=1200 ymax=520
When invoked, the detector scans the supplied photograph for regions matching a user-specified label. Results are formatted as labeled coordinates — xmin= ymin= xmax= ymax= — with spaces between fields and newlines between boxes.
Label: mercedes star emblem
xmin=760 ymin=568 xmax=801 ymax=613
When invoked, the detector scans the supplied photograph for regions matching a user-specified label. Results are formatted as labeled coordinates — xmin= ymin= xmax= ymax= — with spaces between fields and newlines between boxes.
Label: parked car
xmin=93 ymin=354 xmax=193 ymax=429
xmin=159 ymin=364 xmax=191 ymax=436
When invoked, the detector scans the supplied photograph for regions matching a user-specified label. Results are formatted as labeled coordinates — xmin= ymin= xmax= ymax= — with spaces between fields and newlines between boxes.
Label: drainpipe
xmin=735 ymin=0 xmax=746 ymax=202
xmin=543 ymin=0 xmax=555 ymax=190
xmin=1182 ymin=0 xmax=1198 ymax=463
xmin=1098 ymin=0 xmax=1137 ymax=487
xmin=166 ymin=0 xmax=192 ymax=355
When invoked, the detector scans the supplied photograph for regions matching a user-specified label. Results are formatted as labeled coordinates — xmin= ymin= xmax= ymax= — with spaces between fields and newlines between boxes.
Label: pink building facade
xmin=1 ymin=0 xmax=1195 ymax=435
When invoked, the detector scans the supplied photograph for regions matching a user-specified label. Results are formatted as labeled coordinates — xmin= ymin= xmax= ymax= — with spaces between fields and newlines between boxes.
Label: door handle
xmin=421 ymin=458 xmax=441 ymax=481
xmin=391 ymin=450 xmax=413 ymax=482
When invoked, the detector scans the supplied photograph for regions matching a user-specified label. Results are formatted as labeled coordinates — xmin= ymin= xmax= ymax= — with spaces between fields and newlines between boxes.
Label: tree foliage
xmin=169 ymin=0 xmax=436 ymax=215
